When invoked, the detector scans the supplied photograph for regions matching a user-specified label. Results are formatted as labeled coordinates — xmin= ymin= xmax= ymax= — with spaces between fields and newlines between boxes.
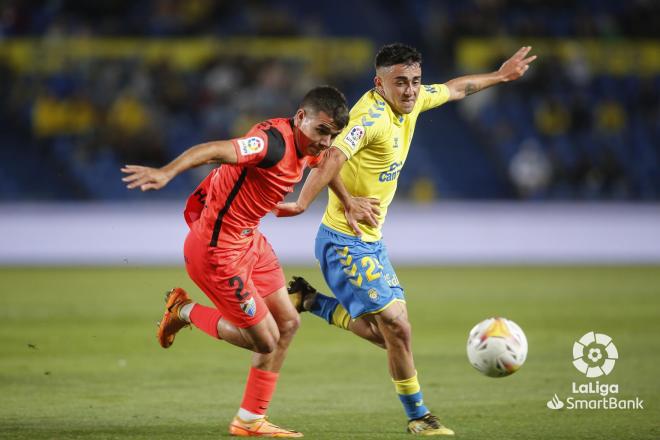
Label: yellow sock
xmin=393 ymin=372 xmax=428 ymax=419
xmin=330 ymin=305 xmax=352 ymax=330
xmin=392 ymin=371 xmax=421 ymax=395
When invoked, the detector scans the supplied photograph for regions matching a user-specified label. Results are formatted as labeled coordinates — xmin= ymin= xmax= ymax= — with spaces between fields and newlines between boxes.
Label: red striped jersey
xmin=184 ymin=118 xmax=320 ymax=249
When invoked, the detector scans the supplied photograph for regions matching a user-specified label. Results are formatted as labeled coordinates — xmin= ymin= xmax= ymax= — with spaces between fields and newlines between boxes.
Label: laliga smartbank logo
xmin=572 ymin=331 xmax=617 ymax=377
xmin=546 ymin=332 xmax=644 ymax=411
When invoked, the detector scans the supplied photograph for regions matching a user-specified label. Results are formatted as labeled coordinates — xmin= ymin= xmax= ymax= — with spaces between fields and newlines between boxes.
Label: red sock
xmin=189 ymin=304 xmax=222 ymax=339
xmin=240 ymin=367 xmax=279 ymax=415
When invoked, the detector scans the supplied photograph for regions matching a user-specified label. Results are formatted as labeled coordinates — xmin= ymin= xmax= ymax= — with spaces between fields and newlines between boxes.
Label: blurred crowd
xmin=458 ymin=56 xmax=659 ymax=199
xmin=2 ymin=0 xmax=657 ymax=39
xmin=1 ymin=52 xmax=312 ymax=199
xmin=0 ymin=0 xmax=658 ymax=200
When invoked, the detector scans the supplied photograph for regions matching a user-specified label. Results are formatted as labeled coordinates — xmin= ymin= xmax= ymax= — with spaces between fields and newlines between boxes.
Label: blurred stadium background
xmin=1 ymin=2 xmax=659 ymax=439
xmin=1 ymin=0 xmax=659 ymax=202
xmin=1 ymin=0 xmax=659 ymax=265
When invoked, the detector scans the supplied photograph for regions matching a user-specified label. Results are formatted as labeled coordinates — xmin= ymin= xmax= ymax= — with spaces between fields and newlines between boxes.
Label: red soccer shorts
xmin=183 ymin=228 xmax=285 ymax=328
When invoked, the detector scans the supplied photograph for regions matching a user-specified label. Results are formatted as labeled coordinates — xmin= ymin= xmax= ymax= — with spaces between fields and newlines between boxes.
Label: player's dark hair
xmin=300 ymin=86 xmax=349 ymax=129
xmin=375 ymin=43 xmax=422 ymax=69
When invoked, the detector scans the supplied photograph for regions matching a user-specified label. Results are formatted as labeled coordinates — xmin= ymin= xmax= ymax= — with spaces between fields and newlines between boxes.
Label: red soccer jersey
xmin=184 ymin=118 xmax=320 ymax=249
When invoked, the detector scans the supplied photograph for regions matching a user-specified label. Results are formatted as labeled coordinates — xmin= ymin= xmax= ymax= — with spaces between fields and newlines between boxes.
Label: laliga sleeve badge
xmin=343 ymin=125 xmax=365 ymax=150
xmin=238 ymin=137 xmax=265 ymax=156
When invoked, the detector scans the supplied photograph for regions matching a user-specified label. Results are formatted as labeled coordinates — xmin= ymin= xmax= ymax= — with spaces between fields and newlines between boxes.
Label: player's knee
xmin=250 ymin=324 xmax=280 ymax=354
xmin=366 ymin=325 xmax=386 ymax=348
xmin=370 ymin=335 xmax=386 ymax=349
xmin=253 ymin=336 xmax=278 ymax=354
xmin=383 ymin=317 xmax=412 ymax=345
xmin=254 ymin=344 xmax=275 ymax=355
xmin=278 ymin=314 xmax=300 ymax=339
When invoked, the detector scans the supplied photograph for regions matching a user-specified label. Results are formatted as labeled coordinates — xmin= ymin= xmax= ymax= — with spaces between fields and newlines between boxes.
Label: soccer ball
xmin=466 ymin=317 xmax=528 ymax=378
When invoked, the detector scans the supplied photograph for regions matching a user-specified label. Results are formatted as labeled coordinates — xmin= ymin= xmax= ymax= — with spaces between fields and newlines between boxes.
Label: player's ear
xmin=374 ymin=75 xmax=383 ymax=93
xmin=294 ymin=108 xmax=305 ymax=127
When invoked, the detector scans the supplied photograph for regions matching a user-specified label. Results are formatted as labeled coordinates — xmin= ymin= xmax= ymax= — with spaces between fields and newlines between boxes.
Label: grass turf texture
xmin=1 ymin=266 xmax=658 ymax=439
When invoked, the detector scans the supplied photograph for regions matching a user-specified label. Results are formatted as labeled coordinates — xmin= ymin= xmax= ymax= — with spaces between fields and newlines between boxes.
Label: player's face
xmin=294 ymin=109 xmax=343 ymax=157
xmin=375 ymin=63 xmax=422 ymax=114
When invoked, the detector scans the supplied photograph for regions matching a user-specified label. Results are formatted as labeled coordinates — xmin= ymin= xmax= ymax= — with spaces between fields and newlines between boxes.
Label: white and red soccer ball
xmin=467 ymin=317 xmax=528 ymax=378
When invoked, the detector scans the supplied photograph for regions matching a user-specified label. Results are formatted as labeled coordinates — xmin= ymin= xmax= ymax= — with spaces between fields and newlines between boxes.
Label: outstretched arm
xmin=445 ymin=46 xmax=537 ymax=101
xmin=121 ymin=140 xmax=237 ymax=191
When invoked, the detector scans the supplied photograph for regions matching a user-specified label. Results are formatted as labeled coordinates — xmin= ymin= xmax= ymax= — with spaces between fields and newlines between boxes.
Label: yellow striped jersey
xmin=322 ymin=83 xmax=451 ymax=241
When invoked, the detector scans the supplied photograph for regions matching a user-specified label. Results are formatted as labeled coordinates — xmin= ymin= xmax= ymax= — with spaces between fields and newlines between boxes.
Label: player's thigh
xmin=373 ymin=253 xmax=409 ymax=334
xmin=367 ymin=244 xmax=408 ymax=320
xmin=354 ymin=301 xmax=408 ymax=333
xmin=375 ymin=243 xmax=405 ymax=302
xmin=375 ymin=299 xmax=408 ymax=324
xmin=239 ymin=311 xmax=280 ymax=353
xmin=251 ymin=231 xmax=286 ymax=300
xmin=183 ymin=230 xmax=270 ymax=329
xmin=316 ymin=229 xmax=403 ymax=319
xmin=262 ymin=287 xmax=300 ymax=336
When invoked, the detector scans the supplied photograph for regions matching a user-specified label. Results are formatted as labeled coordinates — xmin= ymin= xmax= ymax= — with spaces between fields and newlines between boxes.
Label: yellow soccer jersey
xmin=322 ymin=83 xmax=451 ymax=242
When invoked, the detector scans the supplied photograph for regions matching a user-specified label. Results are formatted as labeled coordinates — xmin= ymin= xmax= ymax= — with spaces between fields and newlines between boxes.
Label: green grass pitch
xmin=1 ymin=266 xmax=659 ymax=439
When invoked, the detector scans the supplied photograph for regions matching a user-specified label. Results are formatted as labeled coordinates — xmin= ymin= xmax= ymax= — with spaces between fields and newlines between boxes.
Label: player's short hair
xmin=300 ymin=86 xmax=349 ymax=129
xmin=375 ymin=43 xmax=422 ymax=69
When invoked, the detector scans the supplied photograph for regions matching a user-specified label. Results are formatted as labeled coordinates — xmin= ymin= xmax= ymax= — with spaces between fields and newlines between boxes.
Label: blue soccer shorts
xmin=315 ymin=223 xmax=405 ymax=319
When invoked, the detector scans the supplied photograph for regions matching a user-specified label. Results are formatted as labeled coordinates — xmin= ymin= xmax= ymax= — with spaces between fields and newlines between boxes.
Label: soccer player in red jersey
xmin=121 ymin=86 xmax=349 ymax=438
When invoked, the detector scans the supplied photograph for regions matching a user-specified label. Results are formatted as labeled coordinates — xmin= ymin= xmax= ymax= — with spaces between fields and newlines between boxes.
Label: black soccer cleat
xmin=287 ymin=276 xmax=318 ymax=313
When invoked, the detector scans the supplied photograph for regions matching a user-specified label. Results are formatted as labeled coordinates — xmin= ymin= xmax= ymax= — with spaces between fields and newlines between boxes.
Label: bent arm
xmin=329 ymin=173 xmax=381 ymax=235
xmin=298 ymin=147 xmax=348 ymax=211
xmin=273 ymin=147 xmax=347 ymax=217
xmin=122 ymin=140 xmax=237 ymax=191
xmin=445 ymin=46 xmax=537 ymax=101
xmin=274 ymin=147 xmax=380 ymax=235
xmin=328 ymin=173 xmax=352 ymax=207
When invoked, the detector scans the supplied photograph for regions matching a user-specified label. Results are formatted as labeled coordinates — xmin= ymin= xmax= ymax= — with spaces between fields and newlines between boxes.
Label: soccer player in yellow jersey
xmin=276 ymin=43 xmax=536 ymax=435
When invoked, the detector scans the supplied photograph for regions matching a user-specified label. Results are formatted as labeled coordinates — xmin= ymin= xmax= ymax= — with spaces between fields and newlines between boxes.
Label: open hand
xmin=345 ymin=197 xmax=381 ymax=237
xmin=272 ymin=202 xmax=305 ymax=217
xmin=121 ymin=165 xmax=171 ymax=191
xmin=498 ymin=46 xmax=537 ymax=82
